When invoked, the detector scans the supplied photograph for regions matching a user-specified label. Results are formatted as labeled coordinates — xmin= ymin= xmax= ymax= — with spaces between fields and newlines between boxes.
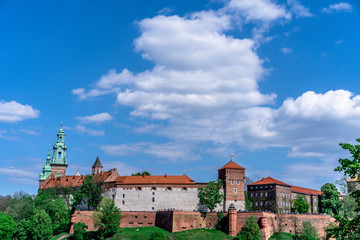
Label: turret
xmin=39 ymin=147 xmax=52 ymax=188
xmin=92 ymin=156 xmax=103 ymax=174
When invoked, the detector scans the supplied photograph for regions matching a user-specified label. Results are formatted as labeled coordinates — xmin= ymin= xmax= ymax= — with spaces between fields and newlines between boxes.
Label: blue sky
xmin=0 ymin=0 xmax=359 ymax=195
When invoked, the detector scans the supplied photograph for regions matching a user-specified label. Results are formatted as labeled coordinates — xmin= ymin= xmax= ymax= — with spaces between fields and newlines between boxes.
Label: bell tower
xmin=50 ymin=123 xmax=68 ymax=177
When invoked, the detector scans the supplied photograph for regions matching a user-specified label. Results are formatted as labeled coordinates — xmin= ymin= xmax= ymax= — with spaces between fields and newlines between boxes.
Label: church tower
xmin=39 ymin=147 xmax=52 ymax=188
xmin=218 ymin=160 xmax=246 ymax=211
xmin=50 ymin=124 xmax=68 ymax=177
xmin=92 ymin=156 xmax=103 ymax=174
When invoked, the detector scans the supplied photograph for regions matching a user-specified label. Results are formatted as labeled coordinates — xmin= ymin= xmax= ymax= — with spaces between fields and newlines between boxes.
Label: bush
xmin=269 ymin=232 xmax=296 ymax=240
xmin=237 ymin=216 xmax=262 ymax=240
xmin=29 ymin=209 xmax=53 ymax=240
xmin=299 ymin=221 xmax=318 ymax=240
xmin=73 ymin=222 xmax=88 ymax=240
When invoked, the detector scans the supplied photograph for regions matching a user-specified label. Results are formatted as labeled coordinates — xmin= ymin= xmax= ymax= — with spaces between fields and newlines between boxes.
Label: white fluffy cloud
xmin=0 ymin=100 xmax=39 ymax=123
xmin=322 ymin=2 xmax=353 ymax=13
xmin=76 ymin=112 xmax=113 ymax=124
xmin=287 ymin=0 xmax=313 ymax=18
xmin=225 ymin=0 xmax=291 ymax=22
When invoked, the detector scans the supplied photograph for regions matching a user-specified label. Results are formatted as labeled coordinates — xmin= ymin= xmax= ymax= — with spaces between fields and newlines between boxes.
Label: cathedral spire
xmin=50 ymin=123 xmax=68 ymax=177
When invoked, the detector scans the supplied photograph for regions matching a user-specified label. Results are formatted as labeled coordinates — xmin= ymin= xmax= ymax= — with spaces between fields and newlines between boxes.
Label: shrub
xmin=237 ymin=216 xmax=262 ymax=240
xmin=73 ymin=222 xmax=88 ymax=240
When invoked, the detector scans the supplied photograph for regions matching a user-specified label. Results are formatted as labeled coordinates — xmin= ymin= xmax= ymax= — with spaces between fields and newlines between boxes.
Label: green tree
xmin=4 ymin=191 xmax=35 ymax=222
xmin=73 ymin=222 xmax=88 ymax=240
xmin=326 ymin=139 xmax=360 ymax=239
xmin=299 ymin=221 xmax=318 ymax=240
xmin=14 ymin=219 xmax=32 ymax=240
xmin=237 ymin=216 xmax=262 ymax=240
xmin=0 ymin=212 xmax=17 ymax=240
xmin=45 ymin=198 xmax=71 ymax=234
xmin=29 ymin=209 xmax=53 ymax=240
xmin=320 ymin=183 xmax=341 ymax=216
xmin=73 ymin=175 xmax=102 ymax=210
xmin=132 ymin=171 xmax=151 ymax=176
xmin=340 ymin=194 xmax=357 ymax=219
xmin=293 ymin=196 xmax=310 ymax=214
xmin=93 ymin=198 xmax=122 ymax=238
xmin=197 ymin=178 xmax=223 ymax=212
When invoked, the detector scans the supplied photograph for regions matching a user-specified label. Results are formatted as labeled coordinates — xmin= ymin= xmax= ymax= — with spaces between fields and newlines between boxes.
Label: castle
xmin=39 ymin=126 xmax=246 ymax=212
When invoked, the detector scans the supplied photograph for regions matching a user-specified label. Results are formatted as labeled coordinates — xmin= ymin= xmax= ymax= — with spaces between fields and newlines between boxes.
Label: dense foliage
xmin=198 ymin=178 xmax=224 ymax=212
xmin=93 ymin=198 xmax=122 ymax=238
xmin=319 ymin=183 xmax=341 ymax=216
xmin=326 ymin=139 xmax=360 ymax=239
xmin=299 ymin=221 xmax=318 ymax=240
xmin=0 ymin=211 xmax=17 ymax=240
xmin=73 ymin=175 xmax=102 ymax=210
xmin=72 ymin=222 xmax=88 ymax=240
xmin=292 ymin=195 xmax=310 ymax=214
xmin=237 ymin=216 xmax=262 ymax=240
xmin=132 ymin=171 xmax=151 ymax=176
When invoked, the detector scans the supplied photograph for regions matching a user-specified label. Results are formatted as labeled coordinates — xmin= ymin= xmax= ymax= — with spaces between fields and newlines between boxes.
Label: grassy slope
xmin=108 ymin=227 xmax=234 ymax=240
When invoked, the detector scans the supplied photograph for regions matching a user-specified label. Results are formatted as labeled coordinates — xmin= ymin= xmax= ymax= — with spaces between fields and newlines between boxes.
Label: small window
xmin=123 ymin=194 xmax=125 ymax=198
xmin=152 ymin=187 xmax=156 ymax=191
xmin=152 ymin=197 xmax=155 ymax=202
xmin=231 ymin=180 xmax=234 ymax=185
xmin=152 ymin=207 xmax=154 ymax=210
xmin=122 ymin=200 xmax=125 ymax=204
xmin=255 ymin=193 xmax=258 ymax=197
xmin=270 ymin=185 xmax=273 ymax=188
xmin=58 ymin=152 xmax=61 ymax=158
xmin=137 ymin=187 xmax=142 ymax=191
xmin=260 ymin=201 xmax=263 ymax=206
xmin=250 ymin=193 xmax=253 ymax=198
xmin=237 ymin=180 xmax=240 ymax=185
xmin=265 ymin=192 xmax=268 ymax=197
xmin=260 ymin=192 xmax=263 ymax=197
xmin=265 ymin=185 xmax=268 ymax=189
xmin=234 ymin=188 xmax=237 ymax=193
xmin=167 ymin=187 xmax=172 ymax=191
xmin=256 ymin=202 xmax=258 ymax=206
xmin=59 ymin=137 xmax=62 ymax=142
xmin=250 ymin=186 xmax=253 ymax=190
xmin=144 ymin=216 xmax=147 ymax=219
xmin=265 ymin=201 xmax=268 ymax=206
xmin=260 ymin=186 xmax=263 ymax=189
xmin=183 ymin=187 xmax=187 ymax=191
xmin=152 ymin=192 xmax=155 ymax=195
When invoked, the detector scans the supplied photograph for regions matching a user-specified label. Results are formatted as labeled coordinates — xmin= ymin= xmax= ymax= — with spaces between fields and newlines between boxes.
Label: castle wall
xmin=111 ymin=186 xmax=227 ymax=212
xmin=70 ymin=210 xmax=332 ymax=240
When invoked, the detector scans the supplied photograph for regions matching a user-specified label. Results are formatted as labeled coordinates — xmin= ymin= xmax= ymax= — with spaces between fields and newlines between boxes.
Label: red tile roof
xmin=41 ymin=169 xmax=117 ymax=189
xmin=248 ymin=176 xmax=291 ymax=186
xmin=291 ymin=185 xmax=322 ymax=195
xmin=114 ymin=174 xmax=195 ymax=185
xmin=218 ymin=160 xmax=245 ymax=170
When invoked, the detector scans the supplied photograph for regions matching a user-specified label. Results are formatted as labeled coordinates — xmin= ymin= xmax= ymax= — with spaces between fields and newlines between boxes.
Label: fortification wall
xmin=70 ymin=210 xmax=332 ymax=240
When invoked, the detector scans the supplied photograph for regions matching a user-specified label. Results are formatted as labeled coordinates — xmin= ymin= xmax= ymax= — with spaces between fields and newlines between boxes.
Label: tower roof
xmin=248 ymin=176 xmax=290 ymax=186
xmin=92 ymin=156 xmax=103 ymax=168
xmin=218 ymin=160 xmax=245 ymax=170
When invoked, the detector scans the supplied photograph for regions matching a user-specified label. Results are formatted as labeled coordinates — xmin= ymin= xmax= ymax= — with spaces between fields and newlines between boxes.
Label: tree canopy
xmin=293 ymin=195 xmax=310 ymax=214
xmin=197 ymin=178 xmax=223 ymax=212
xmin=237 ymin=216 xmax=262 ymax=240
xmin=93 ymin=198 xmax=122 ymax=238
xmin=320 ymin=183 xmax=341 ymax=216
xmin=0 ymin=212 xmax=17 ymax=240
xmin=73 ymin=175 xmax=102 ymax=210
xmin=326 ymin=139 xmax=360 ymax=239
xmin=132 ymin=171 xmax=151 ymax=176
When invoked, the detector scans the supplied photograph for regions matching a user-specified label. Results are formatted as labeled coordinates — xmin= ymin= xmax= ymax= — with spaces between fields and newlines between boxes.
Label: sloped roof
xmin=218 ymin=160 xmax=245 ymax=170
xmin=291 ymin=185 xmax=322 ymax=195
xmin=248 ymin=177 xmax=291 ymax=187
xmin=40 ymin=169 xmax=117 ymax=189
xmin=114 ymin=174 xmax=195 ymax=185
xmin=92 ymin=156 xmax=103 ymax=168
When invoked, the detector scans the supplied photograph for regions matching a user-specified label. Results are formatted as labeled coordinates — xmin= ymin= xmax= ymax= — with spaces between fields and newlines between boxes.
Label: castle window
xmin=137 ymin=187 xmax=142 ymax=191
xmin=167 ymin=187 xmax=172 ymax=191
xmin=152 ymin=197 xmax=155 ymax=202
xmin=58 ymin=152 xmax=61 ymax=158
xmin=260 ymin=192 xmax=263 ymax=197
xmin=260 ymin=201 xmax=263 ymax=206
xmin=255 ymin=193 xmax=258 ymax=197
xmin=314 ymin=198 xmax=317 ymax=203
xmin=231 ymin=180 xmax=234 ymax=185
xmin=122 ymin=200 xmax=125 ymax=204
xmin=265 ymin=192 xmax=268 ymax=197
xmin=265 ymin=185 xmax=268 ymax=189
xmin=152 ymin=207 xmax=154 ymax=210
xmin=270 ymin=185 xmax=273 ymax=188
xmin=260 ymin=186 xmax=263 ymax=189
xmin=250 ymin=193 xmax=253 ymax=198
xmin=255 ymin=186 xmax=258 ymax=189
xmin=256 ymin=202 xmax=258 ymax=206
xmin=250 ymin=186 xmax=253 ymax=190
xmin=265 ymin=201 xmax=268 ymax=206
xmin=183 ymin=187 xmax=187 ymax=191
xmin=152 ymin=192 xmax=155 ymax=195
xmin=123 ymin=194 xmax=125 ymax=198
xmin=237 ymin=180 xmax=240 ymax=185
xmin=234 ymin=188 xmax=237 ymax=193
xmin=59 ymin=137 xmax=62 ymax=142
xmin=152 ymin=187 xmax=156 ymax=191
